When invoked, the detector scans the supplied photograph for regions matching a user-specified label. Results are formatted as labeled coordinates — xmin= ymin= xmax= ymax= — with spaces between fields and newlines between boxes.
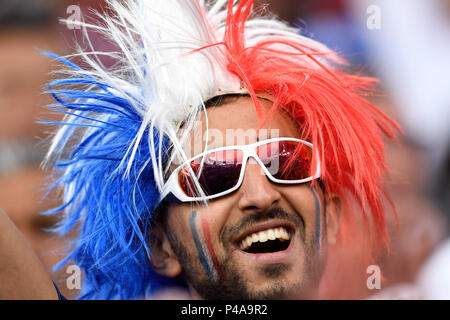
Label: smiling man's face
xmin=151 ymin=96 xmax=341 ymax=299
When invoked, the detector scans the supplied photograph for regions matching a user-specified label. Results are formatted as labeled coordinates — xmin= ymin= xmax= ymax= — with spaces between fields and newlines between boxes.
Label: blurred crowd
xmin=0 ymin=0 xmax=448 ymax=299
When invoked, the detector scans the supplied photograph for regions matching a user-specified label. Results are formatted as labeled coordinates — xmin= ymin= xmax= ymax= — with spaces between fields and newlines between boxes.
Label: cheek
xmin=168 ymin=203 xmax=228 ymax=281
xmin=193 ymin=203 xmax=235 ymax=280
xmin=167 ymin=204 xmax=193 ymax=239
xmin=280 ymin=186 xmax=320 ymax=241
xmin=166 ymin=204 xmax=205 ymax=264
xmin=193 ymin=200 xmax=233 ymax=244
xmin=168 ymin=202 xmax=230 ymax=251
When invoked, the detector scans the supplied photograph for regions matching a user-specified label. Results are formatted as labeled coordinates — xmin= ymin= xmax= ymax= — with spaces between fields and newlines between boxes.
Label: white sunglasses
xmin=160 ymin=137 xmax=321 ymax=202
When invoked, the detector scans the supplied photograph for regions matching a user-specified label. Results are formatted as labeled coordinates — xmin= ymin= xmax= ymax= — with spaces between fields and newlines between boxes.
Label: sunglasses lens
xmin=178 ymin=150 xmax=243 ymax=197
xmin=257 ymin=141 xmax=313 ymax=181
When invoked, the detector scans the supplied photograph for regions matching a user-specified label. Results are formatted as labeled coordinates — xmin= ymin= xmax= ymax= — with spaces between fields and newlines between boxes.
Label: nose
xmin=237 ymin=158 xmax=281 ymax=213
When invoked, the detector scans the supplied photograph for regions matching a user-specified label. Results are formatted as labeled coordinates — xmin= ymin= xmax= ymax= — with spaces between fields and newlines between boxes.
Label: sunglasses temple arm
xmin=159 ymin=171 xmax=175 ymax=203
xmin=314 ymin=150 xmax=321 ymax=179
xmin=159 ymin=187 xmax=170 ymax=203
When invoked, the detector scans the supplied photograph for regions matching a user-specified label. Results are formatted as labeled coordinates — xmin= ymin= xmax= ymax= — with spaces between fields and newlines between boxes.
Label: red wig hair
xmin=213 ymin=1 xmax=401 ymax=297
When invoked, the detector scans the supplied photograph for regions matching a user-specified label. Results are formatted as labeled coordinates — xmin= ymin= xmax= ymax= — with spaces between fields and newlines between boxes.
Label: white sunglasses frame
xmin=160 ymin=137 xmax=321 ymax=202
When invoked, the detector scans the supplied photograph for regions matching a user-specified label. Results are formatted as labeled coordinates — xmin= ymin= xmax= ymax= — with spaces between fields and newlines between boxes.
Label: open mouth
xmin=238 ymin=226 xmax=293 ymax=254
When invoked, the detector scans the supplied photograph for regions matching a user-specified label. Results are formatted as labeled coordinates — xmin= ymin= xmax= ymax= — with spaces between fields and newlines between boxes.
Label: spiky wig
xmin=42 ymin=0 xmax=400 ymax=299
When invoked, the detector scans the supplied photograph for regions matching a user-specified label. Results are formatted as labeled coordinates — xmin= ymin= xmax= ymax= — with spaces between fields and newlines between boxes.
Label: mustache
xmin=220 ymin=207 xmax=305 ymax=243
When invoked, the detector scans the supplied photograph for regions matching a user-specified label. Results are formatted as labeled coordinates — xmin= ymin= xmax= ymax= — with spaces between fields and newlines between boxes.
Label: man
xmin=149 ymin=94 xmax=342 ymax=299
xmin=0 ymin=0 xmax=399 ymax=299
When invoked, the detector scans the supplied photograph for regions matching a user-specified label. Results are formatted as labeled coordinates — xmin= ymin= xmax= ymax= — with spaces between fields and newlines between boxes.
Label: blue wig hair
xmin=42 ymin=52 xmax=190 ymax=299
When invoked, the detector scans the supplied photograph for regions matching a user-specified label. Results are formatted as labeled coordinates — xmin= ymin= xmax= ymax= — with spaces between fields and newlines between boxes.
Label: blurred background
xmin=0 ymin=0 xmax=448 ymax=299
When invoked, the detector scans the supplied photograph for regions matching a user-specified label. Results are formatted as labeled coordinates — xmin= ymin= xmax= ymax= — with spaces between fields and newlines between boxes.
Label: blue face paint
xmin=189 ymin=211 xmax=218 ymax=280
xmin=309 ymin=186 xmax=323 ymax=252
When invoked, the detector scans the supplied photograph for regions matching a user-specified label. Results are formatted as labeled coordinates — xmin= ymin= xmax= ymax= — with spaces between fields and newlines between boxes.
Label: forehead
xmin=190 ymin=96 xmax=301 ymax=148
xmin=175 ymin=96 xmax=303 ymax=161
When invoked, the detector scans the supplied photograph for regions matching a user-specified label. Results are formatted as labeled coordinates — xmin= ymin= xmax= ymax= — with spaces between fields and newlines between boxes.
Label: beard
xmin=165 ymin=207 xmax=325 ymax=300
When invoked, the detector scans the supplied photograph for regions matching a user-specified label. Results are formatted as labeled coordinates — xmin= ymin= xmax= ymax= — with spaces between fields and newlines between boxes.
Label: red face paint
xmin=200 ymin=213 xmax=223 ymax=282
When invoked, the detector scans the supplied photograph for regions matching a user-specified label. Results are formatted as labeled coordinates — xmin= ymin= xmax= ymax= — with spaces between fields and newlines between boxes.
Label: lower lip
xmin=235 ymin=233 xmax=296 ymax=264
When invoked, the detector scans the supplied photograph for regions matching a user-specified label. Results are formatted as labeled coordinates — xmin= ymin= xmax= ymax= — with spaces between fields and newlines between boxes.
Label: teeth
xmin=259 ymin=231 xmax=268 ymax=242
xmin=239 ymin=226 xmax=291 ymax=251
xmin=281 ymin=228 xmax=290 ymax=240
xmin=274 ymin=228 xmax=281 ymax=238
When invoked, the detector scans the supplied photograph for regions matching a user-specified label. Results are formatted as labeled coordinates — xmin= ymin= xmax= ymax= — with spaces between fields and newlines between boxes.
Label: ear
xmin=149 ymin=225 xmax=182 ymax=278
xmin=324 ymin=193 xmax=343 ymax=246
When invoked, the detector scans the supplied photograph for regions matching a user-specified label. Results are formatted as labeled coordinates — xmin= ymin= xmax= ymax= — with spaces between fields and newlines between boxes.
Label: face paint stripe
xmin=200 ymin=213 xmax=223 ymax=282
xmin=196 ymin=214 xmax=219 ymax=281
xmin=190 ymin=211 xmax=218 ymax=281
xmin=310 ymin=186 xmax=323 ymax=251
xmin=189 ymin=211 xmax=213 ymax=278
